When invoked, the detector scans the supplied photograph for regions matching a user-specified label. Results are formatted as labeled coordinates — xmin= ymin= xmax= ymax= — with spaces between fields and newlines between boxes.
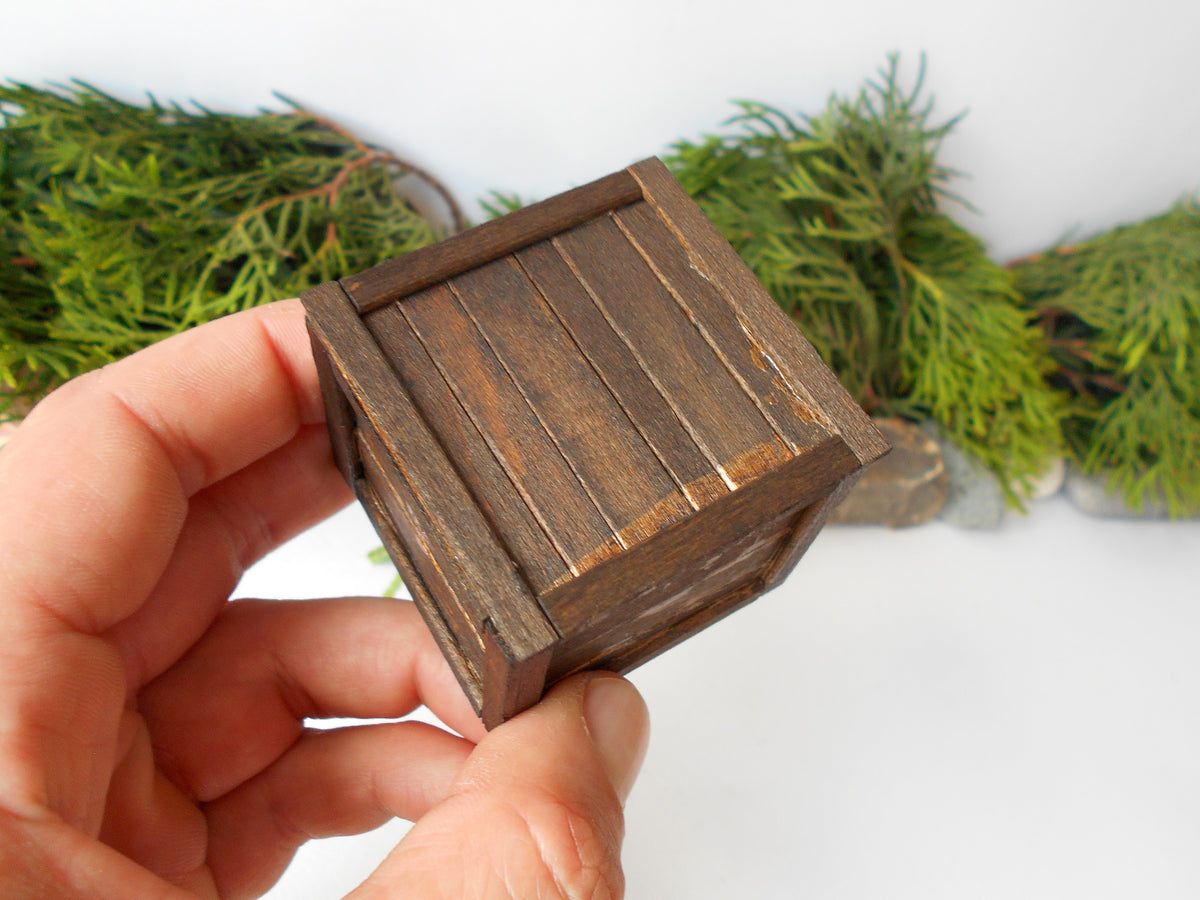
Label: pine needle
xmin=1 ymin=82 xmax=453 ymax=418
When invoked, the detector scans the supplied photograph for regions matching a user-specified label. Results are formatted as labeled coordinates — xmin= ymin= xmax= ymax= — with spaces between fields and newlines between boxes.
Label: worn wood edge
xmin=393 ymin=284 xmax=622 ymax=580
xmin=305 ymin=320 xmax=359 ymax=486
xmin=482 ymin=618 xmax=553 ymax=729
xmin=627 ymin=158 xmax=890 ymax=467
xmin=303 ymin=281 xmax=559 ymax=661
xmin=363 ymin=301 xmax=573 ymax=596
xmin=761 ymin=464 xmax=863 ymax=591
xmin=611 ymin=202 xmax=830 ymax=458
xmin=607 ymin=577 xmax=766 ymax=676
xmin=342 ymin=168 xmax=646 ymax=314
xmin=355 ymin=476 xmax=485 ymax=715
xmin=541 ymin=433 xmax=862 ymax=632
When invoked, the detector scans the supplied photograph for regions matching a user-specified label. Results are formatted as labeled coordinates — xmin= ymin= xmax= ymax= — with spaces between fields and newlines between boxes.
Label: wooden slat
xmin=761 ymin=465 xmax=864 ymax=591
xmin=307 ymin=326 xmax=359 ymax=485
xmin=613 ymin=200 xmax=832 ymax=455
xmin=397 ymin=282 xmax=620 ymax=575
xmin=628 ymin=157 xmax=890 ymax=466
xmin=358 ymin=428 xmax=482 ymax=661
xmin=516 ymin=240 xmax=728 ymax=509
xmin=301 ymin=281 xmax=558 ymax=667
xmin=342 ymin=169 xmax=645 ymax=314
xmin=546 ymin=516 xmax=792 ymax=682
xmin=354 ymin=476 xmax=484 ymax=714
xmin=452 ymin=257 xmax=693 ymax=547
xmin=553 ymin=214 xmax=793 ymax=487
xmin=541 ymin=434 xmax=859 ymax=638
xmin=366 ymin=303 xmax=570 ymax=595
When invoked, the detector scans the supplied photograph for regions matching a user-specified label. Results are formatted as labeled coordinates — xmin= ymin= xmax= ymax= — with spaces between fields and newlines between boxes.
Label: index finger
xmin=0 ymin=298 xmax=328 ymax=635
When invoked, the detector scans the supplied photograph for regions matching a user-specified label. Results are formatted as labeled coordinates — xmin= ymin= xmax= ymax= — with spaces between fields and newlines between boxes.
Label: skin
xmin=0 ymin=299 xmax=650 ymax=898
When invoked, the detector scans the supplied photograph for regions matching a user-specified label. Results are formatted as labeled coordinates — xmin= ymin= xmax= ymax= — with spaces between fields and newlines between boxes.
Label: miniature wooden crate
xmin=301 ymin=158 xmax=888 ymax=727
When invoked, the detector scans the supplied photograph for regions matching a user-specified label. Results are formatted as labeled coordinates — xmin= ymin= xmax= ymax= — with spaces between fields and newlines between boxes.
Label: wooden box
xmin=301 ymin=158 xmax=888 ymax=728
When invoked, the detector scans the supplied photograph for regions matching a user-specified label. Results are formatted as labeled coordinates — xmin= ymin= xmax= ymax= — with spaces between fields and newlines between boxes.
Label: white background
xmin=8 ymin=2 xmax=1200 ymax=897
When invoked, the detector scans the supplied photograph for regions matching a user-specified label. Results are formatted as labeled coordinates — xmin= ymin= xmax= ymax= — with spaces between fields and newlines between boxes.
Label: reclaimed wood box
xmin=302 ymin=158 xmax=888 ymax=728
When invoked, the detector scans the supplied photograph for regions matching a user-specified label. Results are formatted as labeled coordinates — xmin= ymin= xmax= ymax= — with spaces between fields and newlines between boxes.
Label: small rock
xmin=919 ymin=421 xmax=1007 ymax=529
xmin=829 ymin=418 xmax=949 ymax=527
xmin=1027 ymin=457 xmax=1066 ymax=500
xmin=1063 ymin=466 xmax=1178 ymax=519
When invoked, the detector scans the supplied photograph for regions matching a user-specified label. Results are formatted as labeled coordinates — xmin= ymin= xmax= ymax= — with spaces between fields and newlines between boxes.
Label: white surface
xmin=7 ymin=3 xmax=1200 ymax=895
xmin=241 ymin=499 xmax=1200 ymax=899
xmin=6 ymin=0 xmax=1200 ymax=262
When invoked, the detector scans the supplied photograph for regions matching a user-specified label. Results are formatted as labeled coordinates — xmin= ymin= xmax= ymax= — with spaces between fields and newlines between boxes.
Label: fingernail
xmin=583 ymin=676 xmax=650 ymax=805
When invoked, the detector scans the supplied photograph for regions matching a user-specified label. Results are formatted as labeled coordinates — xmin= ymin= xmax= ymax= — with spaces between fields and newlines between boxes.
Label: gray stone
xmin=828 ymin=418 xmax=949 ymax=527
xmin=1063 ymin=466 xmax=1187 ymax=519
xmin=1027 ymin=456 xmax=1066 ymax=501
xmin=919 ymin=421 xmax=1007 ymax=529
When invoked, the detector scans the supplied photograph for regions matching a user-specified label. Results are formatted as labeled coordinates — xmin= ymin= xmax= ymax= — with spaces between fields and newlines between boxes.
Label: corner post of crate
xmin=482 ymin=618 xmax=553 ymax=729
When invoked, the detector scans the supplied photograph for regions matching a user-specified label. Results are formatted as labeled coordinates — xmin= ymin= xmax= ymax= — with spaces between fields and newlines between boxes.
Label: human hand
xmin=0 ymin=299 xmax=650 ymax=898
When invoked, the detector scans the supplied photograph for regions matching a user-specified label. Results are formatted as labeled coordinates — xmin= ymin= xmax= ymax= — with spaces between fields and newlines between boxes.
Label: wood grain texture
xmin=546 ymin=514 xmax=793 ymax=681
xmin=515 ymin=239 xmax=728 ymax=510
xmin=553 ymin=214 xmax=793 ymax=488
xmin=398 ymin=281 xmax=621 ymax=575
xmin=366 ymin=302 xmax=571 ymax=595
xmin=483 ymin=618 xmax=552 ymax=728
xmin=357 ymin=427 xmax=481 ymax=662
xmin=342 ymin=169 xmax=644 ymax=314
xmin=453 ymin=257 xmax=693 ymax=547
xmin=540 ymin=434 xmax=859 ymax=645
xmin=301 ymin=281 xmax=558 ymax=667
xmin=354 ymin=474 xmax=484 ymax=713
xmin=307 ymin=327 xmax=359 ymax=485
xmin=628 ymin=158 xmax=889 ymax=467
xmin=613 ymin=201 xmax=832 ymax=454
xmin=761 ymin=466 xmax=864 ymax=591
xmin=304 ymin=157 xmax=886 ymax=726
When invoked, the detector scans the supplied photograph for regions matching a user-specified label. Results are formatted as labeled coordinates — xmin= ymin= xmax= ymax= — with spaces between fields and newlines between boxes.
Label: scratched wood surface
xmin=303 ymin=158 xmax=887 ymax=726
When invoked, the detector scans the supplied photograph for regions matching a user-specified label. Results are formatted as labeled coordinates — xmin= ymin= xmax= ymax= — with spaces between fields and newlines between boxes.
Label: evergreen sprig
xmin=668 ymin=56 xmax=1064 ymax=501
xmin=1013 ymin=202 xmax=1200 ymax=515
xmin=0 ymin=82 xmax=456 ymax=418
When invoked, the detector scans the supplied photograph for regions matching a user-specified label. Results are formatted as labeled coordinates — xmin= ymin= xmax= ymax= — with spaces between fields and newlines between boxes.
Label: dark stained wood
xmin=541 ymin=434 xmax=860 ymax=640
xmin=627 ymin=157 xmax=889 ymax=467
xmin=354 ymin=475 xmax=483 ymax=712
xmin=482 ymin=618 xmax=552 ymax=729
xmin=613 ymin=200 xmax=832 ymax=455
xmin=303 ymin=158 xmax=887 ymax=727
xmin=342 ymin=169 xmax=645 ymax=314
xmin=761 ymin=467 xmax=864 ymax=591
xmin=399 ymin=282 xmax=620 ymax=575
xmin=553 ymin=214 xmax=794 ymax=487
xmin=301 ymin=281 xmax=558 ymax=670
xmin=516 ymin=240 xmax=728 ymax=510
xmin=307 ymin=329 xmax=359 ymax=485
xmin=452 ymin=257 xmax=693 ymax=547
xmin=357 ymin=427 xmax=481 ymax=662
xmin=365 ymin=302 xmax=571 ymax=595
xmin=546 ymin=515 xmax=792 ymax=681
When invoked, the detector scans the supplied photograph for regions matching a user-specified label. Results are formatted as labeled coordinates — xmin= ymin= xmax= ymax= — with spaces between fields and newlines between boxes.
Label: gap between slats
xmin=508 ymin=254 xmax=703 ymax=516
xmin=611 ymin=209 xmax=804 ymax=455
xmin=393 ymin=292 xmax=617 ymax=579
xmin=550 ymin=234 xmax=740 ymax=492
xmin=447 ymin=274 xmax=637 ymax=552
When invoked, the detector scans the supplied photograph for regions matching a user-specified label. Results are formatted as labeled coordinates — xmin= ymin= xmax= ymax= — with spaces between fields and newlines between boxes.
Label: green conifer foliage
xmin=0 ymin=83 xmax=456 ymax=418
xmin=1013 ymin=202 xmax=1200 ymax=515
xmin=668 ymin=58 xmax=1064 ymax=502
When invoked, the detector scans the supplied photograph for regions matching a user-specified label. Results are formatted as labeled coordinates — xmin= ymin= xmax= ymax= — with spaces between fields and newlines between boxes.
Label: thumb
xmin=352 ymin=672 xmax=650 ymax=899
